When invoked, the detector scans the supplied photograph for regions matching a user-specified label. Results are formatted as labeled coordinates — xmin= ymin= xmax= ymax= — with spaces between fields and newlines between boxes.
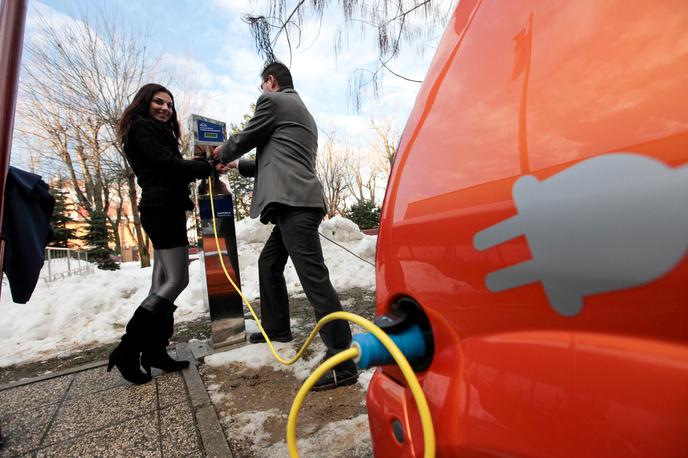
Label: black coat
xmin=124 ymin=116 xmax=212 ymax=212
xmin=2 ymin=166 xmax=55 ymax=303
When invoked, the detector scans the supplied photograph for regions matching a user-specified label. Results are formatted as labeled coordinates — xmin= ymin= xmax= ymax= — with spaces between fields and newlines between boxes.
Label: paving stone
xmin=0 ymin=402 xmax=56 ymax=457
xmin=160 ymin=402 xmax=202 ymax=458
xmin=0 ymin=375 xmax=72 ymax=413
xmin=195 ymin=405 xmax=233 ymax=457
xmin=156 ymin=372 xmax=188 ymax=409
xmin=188 ymin=340 xmax=213 ymax=360
xmin=0 ymin=348 xmax=230 ymax=457
xmin=67 ymin=366 xmax=128 ymax=399
xmin=35 ymin=412 xmax=160 ymax=457
xmin=43 ymin=382 xmax=156 ymax=445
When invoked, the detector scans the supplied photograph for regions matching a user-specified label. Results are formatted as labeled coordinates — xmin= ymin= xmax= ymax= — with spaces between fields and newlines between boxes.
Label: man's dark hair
xmin=261 ymin=61 xmax=294 ymax=90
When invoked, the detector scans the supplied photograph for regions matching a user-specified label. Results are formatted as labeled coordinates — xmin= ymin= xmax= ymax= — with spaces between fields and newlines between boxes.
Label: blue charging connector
xmin=352 ymin=324 xmax=427 ymax=369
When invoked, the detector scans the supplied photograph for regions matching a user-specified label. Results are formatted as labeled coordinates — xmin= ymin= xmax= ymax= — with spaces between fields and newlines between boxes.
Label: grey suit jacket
xmin=220 ymin=88 xmax=327 ymax=219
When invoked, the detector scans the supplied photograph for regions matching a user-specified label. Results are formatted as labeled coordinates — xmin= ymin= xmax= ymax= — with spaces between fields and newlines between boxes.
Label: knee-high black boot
xmin=140 ymin=295 xmax=190 ymax=375
xmin=107 ymin=305 xmax=153 ymax=385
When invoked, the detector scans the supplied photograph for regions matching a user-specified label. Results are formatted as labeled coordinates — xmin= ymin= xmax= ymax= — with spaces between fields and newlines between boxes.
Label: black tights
xmin=148 ymin=245 xmax=189 ymax=303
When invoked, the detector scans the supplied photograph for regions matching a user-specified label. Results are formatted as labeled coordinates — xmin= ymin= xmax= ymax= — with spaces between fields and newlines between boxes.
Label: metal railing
xmin=42 ymin=247 xmax=95 ymax=283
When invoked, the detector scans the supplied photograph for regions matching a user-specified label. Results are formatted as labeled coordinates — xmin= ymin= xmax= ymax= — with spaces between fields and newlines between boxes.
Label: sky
xmin=10 ymin=0 xmax=454 ymax=171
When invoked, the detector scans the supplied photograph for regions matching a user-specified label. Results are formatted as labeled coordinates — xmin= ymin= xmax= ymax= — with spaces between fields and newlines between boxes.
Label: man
xmin=212 ymin=61 xmax=357 ymax=391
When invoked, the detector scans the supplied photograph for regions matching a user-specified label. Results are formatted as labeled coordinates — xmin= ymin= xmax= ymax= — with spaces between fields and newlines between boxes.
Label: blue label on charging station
xmin=199 ymin=194 xmax=234 ymax=219
xmin=197 ymin=119 xmax=225 ymax=143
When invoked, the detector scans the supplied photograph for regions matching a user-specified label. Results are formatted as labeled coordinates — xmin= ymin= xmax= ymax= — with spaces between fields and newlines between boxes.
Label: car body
xmin=367 ymin=0 xmax=688 ymax=456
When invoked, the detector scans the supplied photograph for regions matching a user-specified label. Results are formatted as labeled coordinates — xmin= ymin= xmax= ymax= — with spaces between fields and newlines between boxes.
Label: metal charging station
xmin=190 ymin=114 xmax=246 ymax=349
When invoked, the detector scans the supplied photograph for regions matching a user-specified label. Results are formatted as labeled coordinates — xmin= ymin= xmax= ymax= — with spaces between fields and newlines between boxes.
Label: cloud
xmin=215 ymin=47 xmax=265 ymax=80
xmin=189 ymin=0 xmax=448 ymax=144
xmin=213 ymin=0 xmax=262 ymax=15
xmin=26 ymin=1 xmax=81 ymax=31
xmin=17 ymin=0 xmax=452 ymax=171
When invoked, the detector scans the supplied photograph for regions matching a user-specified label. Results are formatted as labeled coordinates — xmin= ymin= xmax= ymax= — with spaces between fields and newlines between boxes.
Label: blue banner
xmin=199 ymin=194 xmax=234 ymax=219
xmin=197 ymin=119 xmax=225 ymax=143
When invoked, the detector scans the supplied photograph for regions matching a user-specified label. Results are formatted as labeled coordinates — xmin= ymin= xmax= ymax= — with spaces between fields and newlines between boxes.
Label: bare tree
xmin=370 ymin=116 xmax=400 ymax=170
xmin=316 ymin=131 xmax=350 ymax=217
xmin=222 ymin=105 xmax=257 ymax=221
xmin=18 ymin=7 xmax=158 ymax=266
xmin=244 ymin=0 xmax=456 ymax=109
xmin=346 ymin=153 xmax=380 ymax=205
xmin=345 ymin=117 xmax=399 ymax=205
xmin=168 ymin=65 xmax=205 ymax=157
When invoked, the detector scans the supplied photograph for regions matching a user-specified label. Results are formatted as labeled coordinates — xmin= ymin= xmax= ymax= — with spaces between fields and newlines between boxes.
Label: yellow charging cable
xmin=207 ymin=178 xmax=321 ymax=365
xmin=206 ymin=177 xmax=435 ymax=457
xmin=288 ymin=312 xmax=435 ymax=458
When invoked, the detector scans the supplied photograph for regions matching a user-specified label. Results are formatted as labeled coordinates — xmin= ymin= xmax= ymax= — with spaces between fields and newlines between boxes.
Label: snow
xmin=205 ymin=329 xmax=376 ymax=457
xmin=0 ymin=216 xmax=377 ymax=368
xmin=265 ymin=415 xmax=372 ymax=458
xmin=235 ymin=409 xmax=284 ymax=449
xmin=235 ymin=216 xmax=376 ymax=301
xmin=205 ymin=320 xmax=327 ymax=380
xmin=1 ymin=215 xmax=380 ymax=456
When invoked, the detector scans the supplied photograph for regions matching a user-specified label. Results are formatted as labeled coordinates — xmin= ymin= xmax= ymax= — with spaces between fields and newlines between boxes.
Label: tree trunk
xmin=126 ymin=168 xmax=150 ymax=267
xmin=107 ymin=215 xmax=123 ymax=256
xmin=109 ymin=182 xmax=127 ymax=256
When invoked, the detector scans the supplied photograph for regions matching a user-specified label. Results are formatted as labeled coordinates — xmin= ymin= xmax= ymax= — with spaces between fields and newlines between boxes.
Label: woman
xmin=109 ymin=83 xmax=212 ymax=384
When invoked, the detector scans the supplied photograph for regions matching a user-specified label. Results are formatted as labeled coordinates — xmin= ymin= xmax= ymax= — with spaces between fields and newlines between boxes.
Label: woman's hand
xmin=194 ymin=144 xmax=214 ymax=159
xmin=212 ymin=145 xmax=223 ymax=161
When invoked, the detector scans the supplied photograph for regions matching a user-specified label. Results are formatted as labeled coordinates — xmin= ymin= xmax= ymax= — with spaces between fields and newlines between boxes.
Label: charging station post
xmin=190 ymin=114 xmax=246 ymax=349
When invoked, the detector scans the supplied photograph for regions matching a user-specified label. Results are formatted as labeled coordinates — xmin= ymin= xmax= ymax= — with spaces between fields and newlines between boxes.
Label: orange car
xmin=367 ymin=0 xmax=688 ymax=456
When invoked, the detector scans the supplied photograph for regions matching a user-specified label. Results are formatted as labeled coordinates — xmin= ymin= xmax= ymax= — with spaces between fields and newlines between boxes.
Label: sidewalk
xmin=0 ymin=343 xmax=231 ymax=457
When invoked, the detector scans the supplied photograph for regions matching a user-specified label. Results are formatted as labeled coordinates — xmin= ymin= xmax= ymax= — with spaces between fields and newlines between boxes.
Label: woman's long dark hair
xmin=117 ymin=83 xmax=180 ymax=144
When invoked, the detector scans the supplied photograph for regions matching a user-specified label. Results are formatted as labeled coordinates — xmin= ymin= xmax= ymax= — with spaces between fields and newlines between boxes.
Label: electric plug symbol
xmin=473 ymin=153 xmax=688 ymax=316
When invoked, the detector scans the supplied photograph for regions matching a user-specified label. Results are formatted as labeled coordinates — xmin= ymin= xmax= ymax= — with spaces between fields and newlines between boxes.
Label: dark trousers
xmin=258 ymin=207 xmax=352 ymax=353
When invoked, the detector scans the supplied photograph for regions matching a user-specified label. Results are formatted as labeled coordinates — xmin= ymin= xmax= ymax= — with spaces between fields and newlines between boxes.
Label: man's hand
xmin=215 ymin=162 xmax=230 ymax=174
xmin=215 ymin=160 xmax=238 ymax=174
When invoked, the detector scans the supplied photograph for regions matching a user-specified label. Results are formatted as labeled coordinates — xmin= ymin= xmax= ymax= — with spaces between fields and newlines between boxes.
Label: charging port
xmin=376 ymin=297 xmax=434 ymax=372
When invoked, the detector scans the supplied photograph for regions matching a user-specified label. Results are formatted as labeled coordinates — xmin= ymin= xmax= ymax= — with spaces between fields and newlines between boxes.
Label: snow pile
xmin=319 ymin=216 xmax=364 ymax=242
xmin=0 ymin=216 xmax=376 ymax=367
xmin=235 ymin=217 xmax=274 ymax=244
xmin=0 ymin=261 xmax=207 ymax=367
xmin=232 ymin=216 xmax=376 ymax=302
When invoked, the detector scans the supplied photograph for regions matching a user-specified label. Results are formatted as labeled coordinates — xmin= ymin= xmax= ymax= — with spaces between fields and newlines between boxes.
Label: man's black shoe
xmin=248 ymin=331 xmax=294 ymax=343
xmin=311 ymin=367 xmax=358 ymax=391
xmin=311 ymin=358 xmax=358 ymax=391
